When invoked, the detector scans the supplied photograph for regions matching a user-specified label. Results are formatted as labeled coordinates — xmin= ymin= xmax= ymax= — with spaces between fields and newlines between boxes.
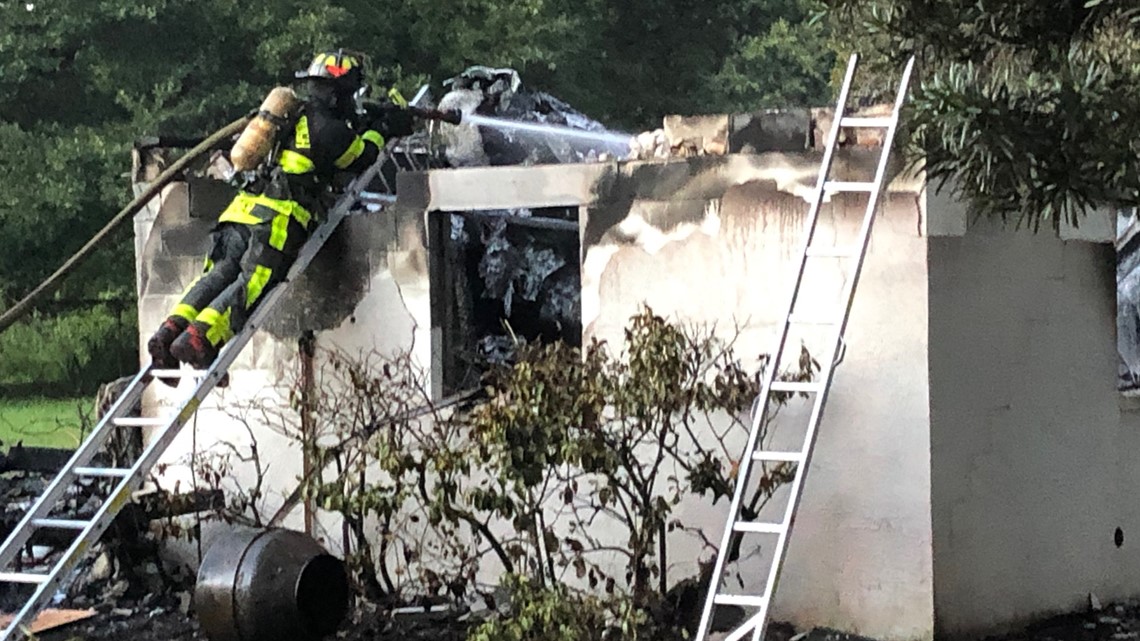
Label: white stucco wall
xmin=136 ymin=154 xmax=934 ymax=640
xmin=585 ymin=185 xmax=933 ymax=641
xmin=927 ymin=212 xmax=1140 ymax=638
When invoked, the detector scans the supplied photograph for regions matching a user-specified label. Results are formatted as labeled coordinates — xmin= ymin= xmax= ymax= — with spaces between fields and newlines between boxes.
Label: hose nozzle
xmin=410 ymin=107 xmax=462 ymax=125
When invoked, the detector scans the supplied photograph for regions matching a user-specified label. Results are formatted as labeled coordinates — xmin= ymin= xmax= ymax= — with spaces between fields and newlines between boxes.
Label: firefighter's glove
xmin=368 ymin=103 xmax=417 ymax=139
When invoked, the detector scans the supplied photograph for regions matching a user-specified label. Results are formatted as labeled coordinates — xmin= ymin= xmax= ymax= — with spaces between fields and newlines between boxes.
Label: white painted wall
xmin=927 ymin=214 xmax=1140 ymax=638
xmin=584 ymin=186 xmax=933 ymax=641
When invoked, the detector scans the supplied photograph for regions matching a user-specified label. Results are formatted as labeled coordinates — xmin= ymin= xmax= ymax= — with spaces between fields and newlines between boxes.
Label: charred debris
xmin=413 ymin=66 xmax=632 ymax=389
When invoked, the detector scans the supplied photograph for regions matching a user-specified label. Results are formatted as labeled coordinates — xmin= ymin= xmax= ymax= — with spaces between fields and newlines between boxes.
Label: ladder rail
xmin=5 ymin=455 xmax=149 ymax=638
xmin=0 ymin=153 xmax=391 ymax=641
xmin=693 ymin=52 xmax=916 ymax=641
xmin=692 ymin=51 xmax=862 ymax=641
xmin=830 ymin=57 xmax=915 ymax=351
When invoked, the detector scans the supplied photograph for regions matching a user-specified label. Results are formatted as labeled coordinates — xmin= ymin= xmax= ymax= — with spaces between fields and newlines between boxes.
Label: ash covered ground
xmin=31 ymin=599 xmax=1140 ymax=641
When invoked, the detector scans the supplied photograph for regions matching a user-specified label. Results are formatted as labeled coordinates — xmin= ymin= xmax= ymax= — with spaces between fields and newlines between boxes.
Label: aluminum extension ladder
xmin=0 ymin=150 xmax=394 ymax=641
xmin=693 ymin=52 xmax=916 ymax=641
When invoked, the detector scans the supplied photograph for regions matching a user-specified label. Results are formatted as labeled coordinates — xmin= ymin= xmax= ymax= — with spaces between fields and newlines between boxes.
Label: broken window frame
xmin=427 ymin=208 xmax=583 ymax=399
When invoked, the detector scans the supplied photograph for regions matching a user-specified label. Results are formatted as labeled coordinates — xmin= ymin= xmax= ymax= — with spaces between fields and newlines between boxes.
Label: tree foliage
xmin=820 ymin=0 xmax=1140 ymax=230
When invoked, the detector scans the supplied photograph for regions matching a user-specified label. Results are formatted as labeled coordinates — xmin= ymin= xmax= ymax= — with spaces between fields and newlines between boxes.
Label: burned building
xmin=130 ymin=67 xmax=1140 ymax=641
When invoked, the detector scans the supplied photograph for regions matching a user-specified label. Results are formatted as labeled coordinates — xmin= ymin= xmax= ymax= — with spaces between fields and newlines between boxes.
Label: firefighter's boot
xmin=147 ymin=317 xmax=189 ymax=386
xmin=170 ymin=321 xmax=219 ymax=370
xmin=169 ymin=322 xmax=230 ymax=388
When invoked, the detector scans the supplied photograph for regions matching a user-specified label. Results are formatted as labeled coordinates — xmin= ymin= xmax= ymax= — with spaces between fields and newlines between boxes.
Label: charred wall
xmin=136 ymin=123 xmax=935 ymax=641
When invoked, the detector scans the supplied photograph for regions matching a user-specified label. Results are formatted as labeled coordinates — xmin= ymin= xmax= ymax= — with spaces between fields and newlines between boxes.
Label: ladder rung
xmin=714 ymin=594 xmax=768 ymax=608
xmin=752 ymin=450 xmax=805 ymax=463
xmin=840 ymin=116 xmax=893 ymax=128
xmin=73 ymin=467 xmax=131 ymax=478
xmin=733 ymin=521 xmax=786 ymax=535
xmin=31 ymin=518 xmax=90 ymax=530
xmin=0 ymin=572 xmax=49 ymax=585
xmin=112 ymin=417 xmax=167 ymax=428
xmin=787 ymin=313 xmax=837 ymax=326
xmin=769 ymin=381 xmax=823 ymax=394
xmin=824 ymin=181 xmax=876 ymax=193
xmin=150 ymin=368 xmax=207 ymax=379
xmin=805 ymin=245 xmax=855 ymax=258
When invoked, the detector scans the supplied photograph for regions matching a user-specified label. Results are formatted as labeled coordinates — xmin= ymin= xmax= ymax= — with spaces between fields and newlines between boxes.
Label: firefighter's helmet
xmin=295 ymin=48 xmax=366 ymax=94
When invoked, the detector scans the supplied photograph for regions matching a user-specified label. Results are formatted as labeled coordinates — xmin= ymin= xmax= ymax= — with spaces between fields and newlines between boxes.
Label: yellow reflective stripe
xmin=362 ymin=130 xmax=384 ymax=149
xmin=203 ymin=256 xmax=214 ymax=271
xmin=292 ymin=204 xmax=311 ymax=228
xmin=172 ymin=303 xmax=198 ymax=322
xmin=197 ymin=307 xmax=234 ymax=345
xmin=269 ymin=214 xmax=290 ymax=250
xmin=218 ymin=194 xmax=263 ymax=225
xmin=218 ymin=192 xmax=313 ymax=229
xmin=179 ymin=276 xmax=201 ymax=298
xmin=279 ymin=149 xmax=315 ymax=174
xmin=388 ymin=87 xmax=408 ymax=108
xmin=334 ymin=136 xmax=365 ymax=169
xmin=245 ymin=265 xmax=273 ymax=309
xmin=295 ymin=116 xmax=310 ymax=149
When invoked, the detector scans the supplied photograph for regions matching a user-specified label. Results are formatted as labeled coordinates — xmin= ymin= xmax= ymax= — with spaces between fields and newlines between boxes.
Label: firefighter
xmin=146 ymin=49 xmax=417 ymax=376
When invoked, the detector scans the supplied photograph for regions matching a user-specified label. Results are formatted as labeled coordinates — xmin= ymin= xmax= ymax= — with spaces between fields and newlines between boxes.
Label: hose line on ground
xmin=0 ymin=115 xmax=252 ymax=336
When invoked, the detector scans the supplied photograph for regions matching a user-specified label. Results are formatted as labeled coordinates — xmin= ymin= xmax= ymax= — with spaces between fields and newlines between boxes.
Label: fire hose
xmin=408 ymin=106 xmax=463 ymax=125
xmin=0 ymin=115 xmax=253 ymax=336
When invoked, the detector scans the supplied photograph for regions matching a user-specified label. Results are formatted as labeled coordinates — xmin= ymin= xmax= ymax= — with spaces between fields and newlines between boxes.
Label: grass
xmin=0 ymin=397 xmax=89 ymax=450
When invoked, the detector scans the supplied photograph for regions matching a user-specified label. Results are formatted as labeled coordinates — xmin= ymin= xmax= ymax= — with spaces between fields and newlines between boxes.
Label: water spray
xmin=461 ymin=113 xmax=633 ymax=149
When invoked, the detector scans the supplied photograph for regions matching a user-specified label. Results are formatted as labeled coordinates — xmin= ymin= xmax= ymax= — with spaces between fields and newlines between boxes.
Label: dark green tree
xmin=515 ymin=0 xmax=835 ymax=129
xmin=820 ymin=0 xmax=1140 ymax=230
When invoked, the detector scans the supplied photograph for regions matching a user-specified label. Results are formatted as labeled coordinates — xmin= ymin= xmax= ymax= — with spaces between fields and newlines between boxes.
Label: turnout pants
xmin=170 ymin=200 xmax=310 ymax=347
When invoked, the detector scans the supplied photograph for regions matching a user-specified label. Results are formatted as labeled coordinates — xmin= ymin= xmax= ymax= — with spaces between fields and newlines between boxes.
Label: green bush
xmin=0 ymin=303 xmax=137 ymax=397
xmin=468 ymin=574 xmax=626 ymax=641
xmin=288 ymin=307 xmax=816 ymax=637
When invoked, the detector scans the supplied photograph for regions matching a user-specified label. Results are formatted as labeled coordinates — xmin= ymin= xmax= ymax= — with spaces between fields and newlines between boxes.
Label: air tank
xmin=230 ymin=86 xmax=300 ymax=173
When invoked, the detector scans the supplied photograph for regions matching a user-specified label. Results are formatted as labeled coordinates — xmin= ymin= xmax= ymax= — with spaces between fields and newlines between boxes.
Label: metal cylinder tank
xmin=195 ymin=528 xmax=349 ymax=641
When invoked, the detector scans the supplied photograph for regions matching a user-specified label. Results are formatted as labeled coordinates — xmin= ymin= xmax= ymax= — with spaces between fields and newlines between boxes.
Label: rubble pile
xmin=27 ymin=592 xmax=1140 ymax=641
xmin=1 ymin=467 xmax=108 ymax=612
xmin=627 ymin=103 xmax=897 ymax=161
xmin=434 ymin=65 xmax=630 ymax=167
xmin=1 ymin=464 xmax=196 ymax=615
xmin=448 ymin=207 xmax=581 ymax=366
xmin=431 ymin=67 xmax=595 ymax=372
xmin=628 ymin=128 xmax=672 ymax=160
xmin=0 ymin=434 xmax=226 ymax=640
